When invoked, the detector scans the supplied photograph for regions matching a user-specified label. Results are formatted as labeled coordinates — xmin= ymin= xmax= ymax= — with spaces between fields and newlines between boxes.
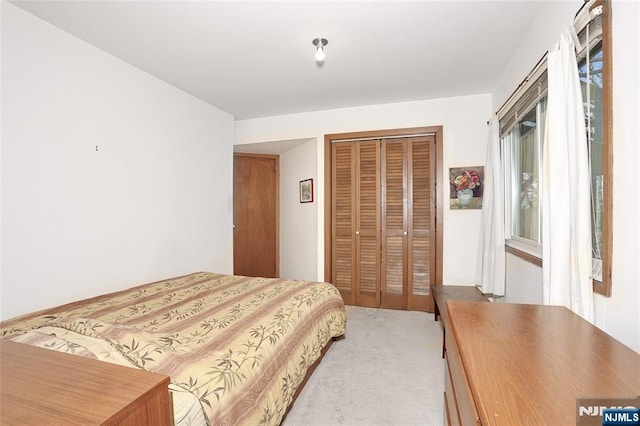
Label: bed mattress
xmin=0 ymin=272 xmax=347 ymax=425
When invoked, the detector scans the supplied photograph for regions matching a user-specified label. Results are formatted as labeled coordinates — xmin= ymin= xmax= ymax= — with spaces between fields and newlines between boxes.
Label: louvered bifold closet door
xmin=332 ymin=142 xmax=356 ymax=304
xmin=381 ymin=139 xmax=408 ymax=310
xmin=407 ymin=136 xmax=436 ymax=311
xmin=332 ymin=135 xmax=434 ymax=311
xmin=355 ymin=141 xmax=381 ymax=307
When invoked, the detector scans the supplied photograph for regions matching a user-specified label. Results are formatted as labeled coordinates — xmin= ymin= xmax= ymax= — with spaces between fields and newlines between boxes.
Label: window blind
xmin=499 ymin=72 xmax=548 ymax=137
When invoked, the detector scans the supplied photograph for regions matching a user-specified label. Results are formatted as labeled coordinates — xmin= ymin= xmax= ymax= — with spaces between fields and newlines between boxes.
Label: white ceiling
xmin=11 ymin=0 xmax=549 ymax=120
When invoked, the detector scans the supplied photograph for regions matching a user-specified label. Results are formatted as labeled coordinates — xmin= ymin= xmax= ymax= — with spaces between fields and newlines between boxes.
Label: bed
xmin=0 ymin=272 xmax=347 ymax=425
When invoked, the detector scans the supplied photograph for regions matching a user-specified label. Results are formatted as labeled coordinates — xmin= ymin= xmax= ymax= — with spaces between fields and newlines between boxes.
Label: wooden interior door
xmin=233 ymin=153 xmax=279 ymax=278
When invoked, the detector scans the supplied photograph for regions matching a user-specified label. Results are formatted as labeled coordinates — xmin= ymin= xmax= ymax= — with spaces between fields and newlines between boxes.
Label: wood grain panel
xmin=357 ymin=142 xmax=379 ymax=233
xmin=411 ymin=139 xmax=431 ymax=230
xmin=383 ymin=236 xmax=404 ymax=294
xmin=357 ymin=236 xmax=379 ymax=307
xmin=332 ymin=142 xmax=356 ymax=305
xmin=381 ymin=139 xmax=407 ymax=309
xmin=355 ymin=141 xmax=380 ymax=307
xmin=233 ymin=154 xmax=279 ymax=278
xmin=334 ymin=237 xmax=353 ymax=294
xmin=0 ymin=340 xmax=172 ymax=425
xmin=445 ymin=356 xmax=461 ymax=426
xmin=408 ymin=136 xmax=435 ymax=311
xmin=446 ymin=327 xmax=481 ymax=426
xmin=333 ymin=143 xmax=354 ymax=237
xmin=411 ymin=235 xmax=430 ymax=295
xmin=358 ymin=236 xmax=378 ymax=294
xmin=383 ymin=140 xmax=405 ymax=231
xmin=447 ymin=301 xmax=640 ymax=425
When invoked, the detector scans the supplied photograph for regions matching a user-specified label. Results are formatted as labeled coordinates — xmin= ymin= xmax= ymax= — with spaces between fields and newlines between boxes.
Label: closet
xmin=328 ymin=128 xmax=440 ymax=312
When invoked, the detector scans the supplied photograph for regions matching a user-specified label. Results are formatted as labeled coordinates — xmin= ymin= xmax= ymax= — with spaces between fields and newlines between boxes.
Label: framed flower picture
xmin=449 ymin=167 xmax=484 ymax=209
xmin=300 ymin=178 xmax=313 ymax=203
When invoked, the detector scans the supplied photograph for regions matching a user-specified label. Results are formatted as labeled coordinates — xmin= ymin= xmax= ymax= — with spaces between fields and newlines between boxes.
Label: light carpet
xmin=282 ymin=305 xmax=444 ymax=426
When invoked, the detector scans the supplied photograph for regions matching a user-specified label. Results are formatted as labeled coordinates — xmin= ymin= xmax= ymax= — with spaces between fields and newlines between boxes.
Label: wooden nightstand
xmin=0 ymin=340 xmax=173 ymax=425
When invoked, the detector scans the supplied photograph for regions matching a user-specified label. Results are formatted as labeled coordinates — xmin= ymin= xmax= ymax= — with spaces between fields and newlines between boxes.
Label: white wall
xmin=235 ymin=94 xmax=492 ymax=285
xmin=0 ymin=3 xmax=235 ymax=320
xmin=504 ymin=253 xmax=542 ymax=304
xmin=605 ymin=0 xmax=640 ymax=352
xmin=493 ymin=0 xmax=640 ymax=352
xmin=279 ymin=139 xmax=318 ymax=281
xmin=493 ymin=0 xmax=583 ymax=109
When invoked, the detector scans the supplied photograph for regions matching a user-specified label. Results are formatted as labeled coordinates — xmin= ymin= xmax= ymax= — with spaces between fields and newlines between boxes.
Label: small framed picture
xmin=449 ymin=166 xmax=484 ymax=209
xmin=300 ymin=178 xmax=314 ymax=203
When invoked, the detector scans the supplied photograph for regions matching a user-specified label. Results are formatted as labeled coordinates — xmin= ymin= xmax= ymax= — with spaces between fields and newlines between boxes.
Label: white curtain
xmin=542 ymin=28 xmax=594 ymax=322
xmin=477 ymin=117 xmax=505 ymax=297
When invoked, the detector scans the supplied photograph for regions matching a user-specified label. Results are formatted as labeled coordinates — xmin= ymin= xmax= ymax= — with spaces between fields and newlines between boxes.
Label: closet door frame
xmin=324 ymin=126 xmax=444 ymax=311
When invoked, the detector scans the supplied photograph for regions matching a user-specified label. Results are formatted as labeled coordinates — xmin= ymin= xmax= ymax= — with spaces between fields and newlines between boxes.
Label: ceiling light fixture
xmin=312 ymin=37 xmax=328 ymax=63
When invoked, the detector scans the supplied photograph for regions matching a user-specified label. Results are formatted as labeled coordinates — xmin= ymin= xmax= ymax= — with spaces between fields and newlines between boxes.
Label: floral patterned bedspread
xmin=0 ymin=272 xmax=347 ymax=425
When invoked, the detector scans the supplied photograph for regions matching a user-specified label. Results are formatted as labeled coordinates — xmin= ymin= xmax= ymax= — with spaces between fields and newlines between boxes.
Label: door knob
xmin=355 ymin=231 xmax=360 ymax=235
xmin=403 ymin=231 xmax=408 ymax=235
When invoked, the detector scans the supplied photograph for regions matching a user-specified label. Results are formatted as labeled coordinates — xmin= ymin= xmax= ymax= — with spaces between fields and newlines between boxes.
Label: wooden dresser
xmin=444 ymin=301 xmax=640 ymax=425
xmin=431 ymin=285 xmax=488 ymax=357
xmin=0 ymin=340 xmax=173 ymax=425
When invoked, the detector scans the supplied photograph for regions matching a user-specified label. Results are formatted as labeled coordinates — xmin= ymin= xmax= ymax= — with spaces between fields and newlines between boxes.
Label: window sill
xmin=505 ymin=239 xmax=542 ymax=267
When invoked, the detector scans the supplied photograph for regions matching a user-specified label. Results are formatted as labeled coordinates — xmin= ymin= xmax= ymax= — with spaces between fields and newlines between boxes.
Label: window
xmin=576 ymin=0 xmax=612 ymax=296
xmin=498 ymin=0 xmax=612 ymax=296
xmin=500 ymin=73 xmax=547 ymax=256
xmin=579 ymin=42 xmax=604 ymax=279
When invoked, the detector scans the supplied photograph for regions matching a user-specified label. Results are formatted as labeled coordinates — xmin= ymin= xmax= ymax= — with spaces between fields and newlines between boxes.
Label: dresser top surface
xmin=0 ymin=340 xmax=170 ymax=425
xmin=447 ymin=301 xmax=640 ymax=425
